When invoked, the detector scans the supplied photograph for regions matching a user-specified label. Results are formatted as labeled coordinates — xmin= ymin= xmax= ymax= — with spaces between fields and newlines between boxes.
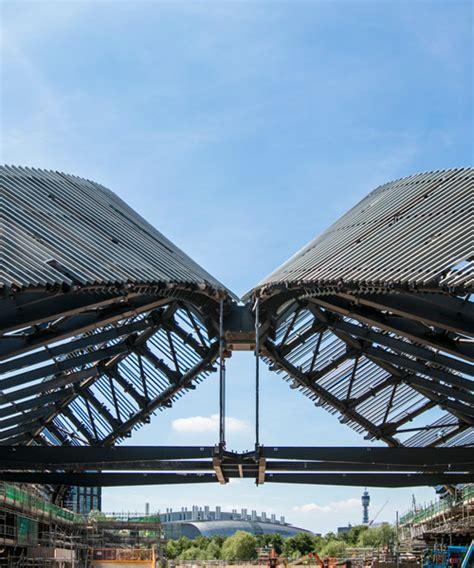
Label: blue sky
xmin=1 ymin=0 xmax=472 ymax=534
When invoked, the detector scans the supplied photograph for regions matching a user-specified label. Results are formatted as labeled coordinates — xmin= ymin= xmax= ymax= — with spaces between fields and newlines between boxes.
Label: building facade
xmin=159 ymin=505 xmax=311 ymax=539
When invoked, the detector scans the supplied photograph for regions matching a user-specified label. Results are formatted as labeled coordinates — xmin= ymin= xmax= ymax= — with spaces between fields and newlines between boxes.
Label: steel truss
xmin=1 ymin=446 xmax=473 ymax=487
xmin=1 ymin=165 xmax=473 ymax=493
xmin=257 ymin=290 xmax=473 ymax=448
xmin=250 ymin=168 xmax=473 ymax=451
xmin=0 ymin=288 xmax=222 ymax=447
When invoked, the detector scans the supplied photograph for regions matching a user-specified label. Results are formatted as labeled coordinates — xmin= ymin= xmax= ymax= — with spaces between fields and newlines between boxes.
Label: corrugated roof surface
xmin=0 ymin=165 xmax=231 ymax=294
xmin=166 ymin=519 xmax=311 ymax=537
xmin=256 ymin=168 xmax=473 ymax=294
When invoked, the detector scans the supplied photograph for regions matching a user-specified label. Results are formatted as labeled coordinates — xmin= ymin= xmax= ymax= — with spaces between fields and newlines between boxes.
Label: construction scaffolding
xmin=399 ymin=485 xmax=474 ymax=547
xmin=0 ymin=481 xmax=163 ymax=567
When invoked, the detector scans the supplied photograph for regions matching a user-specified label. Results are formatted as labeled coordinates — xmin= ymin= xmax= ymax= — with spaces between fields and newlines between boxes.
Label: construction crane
xmin=369 ymin=500 xmax=389 ymax=526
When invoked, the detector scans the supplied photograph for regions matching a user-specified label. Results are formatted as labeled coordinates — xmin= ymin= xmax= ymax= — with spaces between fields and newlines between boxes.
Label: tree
xmin=256 ymin=533 xmax=284 ymax=555
xmin=343 ymin=525 xmax=368 ymax=546
xmin=211 ymin=534 xmax=225 ymax=547
xmin=166 ymin=540 xmax=179 ymax=560
xmin=206 ymin=541 xmax=221 ymax=559
xmin=221 ymin=531 xmax=258 ymax=561
xmin=193 ymin=536 xmax=210 ymax=549
xmin=358 ymin=524 xmax=395 ymax=548
xmin=292 ymin=532 xmax=314 ymax=555
xmin=178 ymin=546 xmax=205 ymax=561
xmin=173 ymin=536 xmax=192 ymax=557
xmin=282 ymin=536 xmax=299 ymax=560
xmin=321 ymin=540 xmax=346 ymax=557
xmin=313 ymin=535 xmax=324 ymax=552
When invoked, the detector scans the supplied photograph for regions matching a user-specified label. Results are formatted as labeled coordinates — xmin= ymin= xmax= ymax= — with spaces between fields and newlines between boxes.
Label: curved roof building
xmin=163 ymin=519 xmax=311 ymax=539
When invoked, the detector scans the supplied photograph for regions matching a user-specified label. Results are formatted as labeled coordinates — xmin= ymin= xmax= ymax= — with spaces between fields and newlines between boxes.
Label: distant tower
xmin=362 ymin=489 xmax=370 ymax=524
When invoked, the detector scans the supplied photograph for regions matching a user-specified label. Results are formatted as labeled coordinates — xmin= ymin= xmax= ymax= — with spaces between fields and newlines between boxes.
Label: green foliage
xmin=163 ymin=523 xmax=396 ymax=561
xmin=342 ymin=525 xmax=368 ymax=545
xmin=282 ymin=532 xmax=315 ymax=558
xmin=256 ymin=533 xmax=284 ymax=554
xmin=358 ymin=524 xmax=395 ymax=548
xmin=193 ymin=536 xmax=210 ymax=549
xmin=221 ymin=531 xmax=258 ymax=561
xmin=172 ymin=536 xmax=192 ymax=557
xmin=178 ymin=546 xmax=206 ymax=560
xmin=321 ymin=540 xmax=347 ymax=557
xmin=206 ymin=541 xmax=221 ymax=559
xmin=165 ymin=540 xmax=179 ymax=559
xmin=292 ymin=532 xmax=314 ymax=555
xmin=211 ymin=534 xmax=225 ymax=547
xmin=312 ymin=535 xmax=324 ymax=552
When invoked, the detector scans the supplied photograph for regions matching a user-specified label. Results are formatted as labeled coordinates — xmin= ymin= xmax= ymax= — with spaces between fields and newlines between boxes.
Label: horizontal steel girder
xmin=3 ymin=459 xmax=471 ymax=473
xmin=2 ymin=471 xmax=473 ymax=487
xmin=0 ymin=445 xmax=469 ymax=468
xmin=264 ymin=473 xmax=474 ymax=487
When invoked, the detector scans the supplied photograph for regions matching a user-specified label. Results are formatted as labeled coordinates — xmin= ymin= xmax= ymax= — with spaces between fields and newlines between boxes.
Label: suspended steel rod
xmin=255 ymin=297 xmax=260 ymax=447
xmin=219 ymin=298 xmax=226 ymax=448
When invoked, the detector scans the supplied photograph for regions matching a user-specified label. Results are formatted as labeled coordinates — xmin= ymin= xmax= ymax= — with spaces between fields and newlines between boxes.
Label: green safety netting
xmin=1 ymin=482 xmax=161 ymax=525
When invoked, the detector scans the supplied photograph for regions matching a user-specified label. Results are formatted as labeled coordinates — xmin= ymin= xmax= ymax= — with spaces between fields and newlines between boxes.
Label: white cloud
xmin=293 ymin=498 xmax=360 ymax=514
xmin=172 ymin=414 xmax=249 ymax=433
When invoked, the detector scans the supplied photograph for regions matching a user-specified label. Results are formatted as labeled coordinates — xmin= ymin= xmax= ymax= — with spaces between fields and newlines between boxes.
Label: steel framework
xmin=0 ymin=165 xmax=472 ymax=488
xmin=249 ymin=168 xmax=473 ymax=449
xmin=0 ymin=445 xmax=473 ymax=487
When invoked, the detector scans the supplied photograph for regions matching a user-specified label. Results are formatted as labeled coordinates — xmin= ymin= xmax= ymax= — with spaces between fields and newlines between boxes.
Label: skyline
xmin=1 ymin=0 xmax=472 ymax=534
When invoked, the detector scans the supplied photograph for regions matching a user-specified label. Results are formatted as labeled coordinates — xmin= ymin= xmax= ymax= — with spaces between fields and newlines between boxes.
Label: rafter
xmin=263 ymin=341 xmax=400 ymax=446
xmin=311 ymin=295 xmax=474 ymax=361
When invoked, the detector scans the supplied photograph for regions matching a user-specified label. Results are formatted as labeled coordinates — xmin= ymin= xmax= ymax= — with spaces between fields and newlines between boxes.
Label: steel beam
xmin=265 ymin=473 xmax=474 ymax=487
xmin=0 ymin=292 xmax=125 ymax=334
xmin=1 ymin=445 xmax=467 ymax=466
xmin=0 ymin=445 xmax=216 ymax=464
xmin=0 ymin=342 xmax=130 ymax=391
xmin=328 ymin=319 xmax=474 ymax=377
xmin=310 ymin=296 xmax=474 ymax=361
xmin=0 ymin=472 xmax=218 ymax=486
xmin=99 ymin=342 xmax=219 ymax=446
xmin=263 ymin=342 xmax=399 ymax=445
xmin=3 ymin=470 xmax=472 ymax=487
xmin=0 ymin=388 xmax=75 ymax=418
xmin=262 ymin=446 xmax=469 ymax=464
xmin=0 ymin=296 xmax=169 ymax=361
xmin=0 ymin=317 xmax=153 ymax=375
xmin=344 ymin=293 xmax=474 ymax=337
